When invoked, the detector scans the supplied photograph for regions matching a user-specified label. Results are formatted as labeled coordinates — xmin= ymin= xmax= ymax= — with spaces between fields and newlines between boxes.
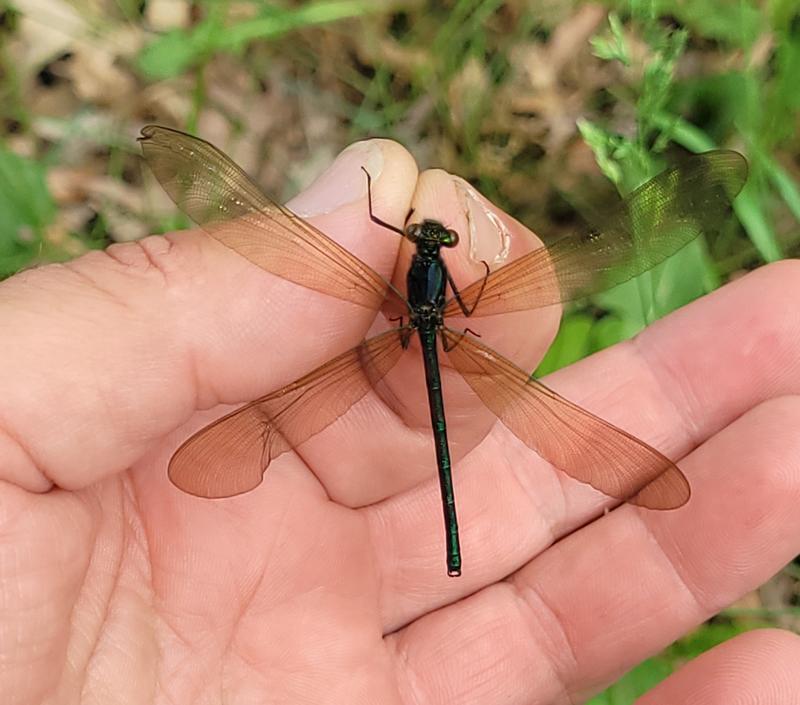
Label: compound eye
xmin=405 ymin=223 xmax=421 ymax=242
xmin=444 ymin=228 xmax=460 ymax=247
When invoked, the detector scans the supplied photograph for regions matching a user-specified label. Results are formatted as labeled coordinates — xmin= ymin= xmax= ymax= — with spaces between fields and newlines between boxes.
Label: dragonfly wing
xmin=444 ymin=150 xmax=748 ymax=318
xmin=169 ymin=328 xmax=406 ymax=498
xmin=443 ymin=328 xmax=690 ymax=509
xmin=140 ymin=125 xmax=393 ymax=310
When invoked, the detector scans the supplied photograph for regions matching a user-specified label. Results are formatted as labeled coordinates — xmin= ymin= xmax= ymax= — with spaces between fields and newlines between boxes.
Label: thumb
xmin=0 ymin=138 xmax=418 ymax=492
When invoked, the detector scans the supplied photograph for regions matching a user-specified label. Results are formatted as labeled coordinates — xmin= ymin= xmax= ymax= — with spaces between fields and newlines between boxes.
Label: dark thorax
xmin=404 ymin=219 xmax=459 ymax=334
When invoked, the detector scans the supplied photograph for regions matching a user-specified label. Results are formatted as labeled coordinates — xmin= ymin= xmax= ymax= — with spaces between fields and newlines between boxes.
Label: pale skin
xmin=1 ymin=139 xmax=799 ymax=705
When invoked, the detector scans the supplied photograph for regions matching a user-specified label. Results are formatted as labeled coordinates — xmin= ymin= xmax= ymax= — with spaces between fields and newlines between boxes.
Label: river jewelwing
xmin=139 ymin=125 xmax=747 ymax=577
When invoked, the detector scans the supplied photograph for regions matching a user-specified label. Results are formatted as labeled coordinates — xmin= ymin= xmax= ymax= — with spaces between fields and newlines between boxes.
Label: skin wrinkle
xmin=152 ymin=236 xmax=217 ymax=420
xmin=365 ymin=487 xmax=397 ymax=623
xmin=220 ymin=579 xmax=255 ymax=685
xmin=92 ymin=367 xmax=129 ymax=455
xmin=630 ymin=504 xmax=705 ymax=632
xmin=386 ymin=666 xmax=412 ymax=705
xmin=630 ymin=332 xmax=706 ymax=454
xmin=382 ymin=353 xmax=452 ymax=435
xmin=78 ymin=553 xmax=118 ymax=703
xmin=0 ymin=423 xmax=48 ymax=489
xmin=146 ymin=490 xmax=209 ymax=672
xmin=552 ymin=460 xmax=587 ymax=524
xmin=369 ymin=382 xmax=421 ymax=445
xmin=73 ymin=486 xmax=124 ymax=703
xmin=133 ymin=234 xmax=223 ymax=423
xmin=156 ymin=602 xmax=195 ymax=654
xmin=152 ymin=605 xmax=210 ymax=705
xmin=498 ymin=436 xmax=564 ymax=547
xmin=182 ymin=341 xmax=205 ymax=435
xmin=183 ymin=263 xmax=250 ymax=417
xmin=390 ymin=630 xmax=428 ymax=705
xmin=136 ymin=236 xmax=178 ymax=280
xmin=104 ymin=238 xmax=172 ymax=286
xmin=509 ymin=578 xmax=577 ymax=705
xmin=292 ymin=428 xmax=345 ymax=502
xmin=62 ymin=255 xmax=137 ymax=313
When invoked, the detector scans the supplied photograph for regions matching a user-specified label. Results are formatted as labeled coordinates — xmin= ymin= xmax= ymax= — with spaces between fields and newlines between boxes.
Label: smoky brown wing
xmin=443 ymin=329 xmax=690 ymax=509
xmin=444 ymin=150 xmax=748 ymax=318
xmin=139 ymin=125 xmax=392 ymax=310
xmin=168 ymin=328 xmax=405 ymax=498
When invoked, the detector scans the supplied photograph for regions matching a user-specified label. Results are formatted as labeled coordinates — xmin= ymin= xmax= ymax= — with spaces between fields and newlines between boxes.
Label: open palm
xmin=1 ymin=140 xmax=799 ymax=705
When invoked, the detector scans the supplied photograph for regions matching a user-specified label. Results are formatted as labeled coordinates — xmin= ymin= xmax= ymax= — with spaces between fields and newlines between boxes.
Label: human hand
xmin=1 ymin=139 xmax=798 ymax=704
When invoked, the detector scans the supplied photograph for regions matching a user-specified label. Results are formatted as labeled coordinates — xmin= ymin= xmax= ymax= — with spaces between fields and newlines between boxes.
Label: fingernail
xmin=288 ymin=141 xmax=384 ymax=217
xmin=455 ymin=179 xmax=511 ymax=265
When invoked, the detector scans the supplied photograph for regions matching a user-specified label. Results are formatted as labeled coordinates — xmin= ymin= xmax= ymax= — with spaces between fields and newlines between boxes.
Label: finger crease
xmin=508 ymin=576 xmax=579 ymax=704
xmin=635 ymin=508 xmax=709 ymax=617
xmin=629 ymin=335 xmax=702 ymax=455
xmin=61 ymin=260 xmax=133 ymax=315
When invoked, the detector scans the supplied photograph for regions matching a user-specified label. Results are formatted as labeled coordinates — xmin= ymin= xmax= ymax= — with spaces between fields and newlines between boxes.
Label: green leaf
xmin=735 ymin=176 xmax=783 ymax=262
xmin=587 ymin=657 xmax=673 ymax=704
xmin=576 ymin=119 xmax=625 ymax=186
xmin=637 ymin=27 xmax=687 ymax=135
xmin=0 ymin=144 xmax=55 ymax=277
xmin=595 ymin=277 xmax=651 ymax=334
xmin=650 ymin=239 xmax=718 ymax=315
xmin=591 ymin=12 xmax=631 ymax=65
xmin=590 ymin=313 xmax=631 ymax=351
xmin=137 ymin=28 xmax=214 ymax=79
xmin=668 ymin=621 xmax=755 ymax=660
xmin=535 ymin=313 xmax=594 ymax=375
xmin=652 ymin=0 xmax=763 ymax=47
xmin=755 ymin=147 xmax=800 ymax=229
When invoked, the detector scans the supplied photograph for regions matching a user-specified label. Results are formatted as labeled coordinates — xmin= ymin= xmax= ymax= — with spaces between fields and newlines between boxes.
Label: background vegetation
xmin=1 ymin=0 xmax=798 ymax=701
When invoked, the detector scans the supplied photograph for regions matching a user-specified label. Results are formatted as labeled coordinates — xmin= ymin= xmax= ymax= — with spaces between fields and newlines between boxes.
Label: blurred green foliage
xmin=588 ymin=619 xmax=771 ymax=703
xmin=0 ymin=145 xmax=55 ymax=275
xmin=538 ymin=1 xmax=799 ymax=375
xmin=137 ymin=1 xmax=379 ymax=79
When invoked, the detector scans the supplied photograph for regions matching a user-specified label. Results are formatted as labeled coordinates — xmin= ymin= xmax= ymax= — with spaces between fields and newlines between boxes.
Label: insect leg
xmin=441 ymin=326 xmax=482 ymax=352
xmin=362 ymin=167 xmax=406 ymax=236
xmin=447 ymin=260 xmax=490 ymax=317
